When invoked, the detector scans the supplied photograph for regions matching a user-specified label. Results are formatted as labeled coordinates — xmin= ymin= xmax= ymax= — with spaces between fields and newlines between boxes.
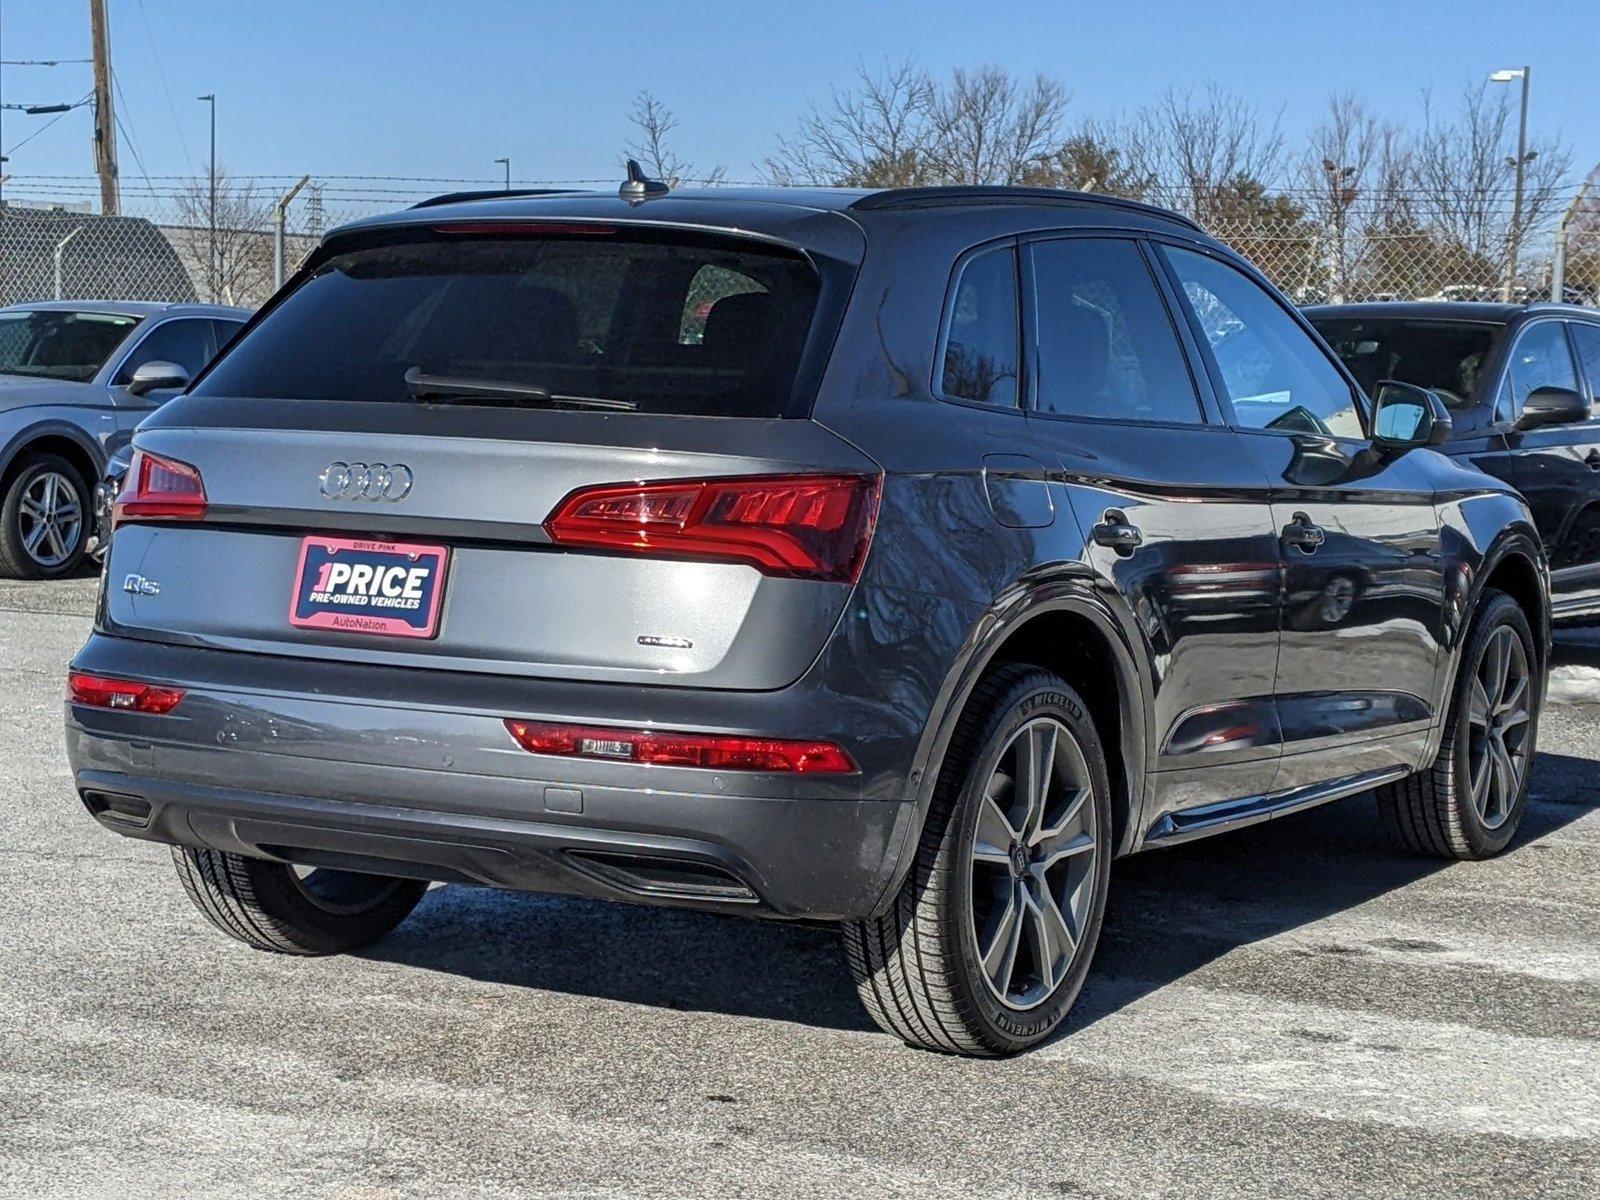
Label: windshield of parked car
xmin=1308 ymin=317 xmax=1497 ymax=410
xmin=0 ymin=309 xmax=143 ymax=383
xmin=193 ymin=231 xmax=823 ymax=417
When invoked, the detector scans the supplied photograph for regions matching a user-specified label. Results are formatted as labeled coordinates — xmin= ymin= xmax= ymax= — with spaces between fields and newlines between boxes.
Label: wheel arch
xmin=1422 ymin=528 xmax=1549 ymax=768
xmin=1478 ymin=539 xmax=1549 ymax=667
xmin=874 ymin=573 xmax=1152 ymax=915
xmin=0 ymin=421 xmax=105 ymax=496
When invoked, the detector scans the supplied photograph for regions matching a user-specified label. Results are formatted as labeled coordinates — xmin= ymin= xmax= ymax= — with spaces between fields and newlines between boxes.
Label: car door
xmin=1156 ymin=242 xmax=1446 ymax=794
xmin=1022 ymin=234 xmax=1284 ymax=824
xmin=104 ymin=316 xmax=219 ymax=454
xmin=1474 ymin=319 xmax=1600 ymax=620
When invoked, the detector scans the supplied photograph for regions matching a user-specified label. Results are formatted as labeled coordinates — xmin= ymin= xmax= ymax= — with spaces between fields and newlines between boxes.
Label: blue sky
xmin=1 ymin=0 xmax=1595 ymax=192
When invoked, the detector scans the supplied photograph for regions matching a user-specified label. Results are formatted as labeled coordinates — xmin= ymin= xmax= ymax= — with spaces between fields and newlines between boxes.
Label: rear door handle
xmin=1091 ymin=509 xmax=1143 ymax=553
xmin=1282 ymin=512 xmax=1326 ymax=553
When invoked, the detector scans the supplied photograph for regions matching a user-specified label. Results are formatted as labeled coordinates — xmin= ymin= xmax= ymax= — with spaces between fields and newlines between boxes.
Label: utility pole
xmin=88 ymin=0 xmax=120 ymax=216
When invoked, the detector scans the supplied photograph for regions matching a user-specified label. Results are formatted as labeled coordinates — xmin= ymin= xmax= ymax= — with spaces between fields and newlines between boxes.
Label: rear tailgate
xmin=107 ymin=409 xmax=878 ymax=689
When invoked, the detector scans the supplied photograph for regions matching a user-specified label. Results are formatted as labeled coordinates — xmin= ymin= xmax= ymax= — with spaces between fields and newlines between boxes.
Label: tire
xmin=844 ymin=663 xmax=1113 ymax=1056
xmin=0 ymin=452 xmax=93 ymax=580
xmin=1376 ymin=588 xmax=1539 ymax=860
xmin=171 ymin=846 xmax=428 ymax=955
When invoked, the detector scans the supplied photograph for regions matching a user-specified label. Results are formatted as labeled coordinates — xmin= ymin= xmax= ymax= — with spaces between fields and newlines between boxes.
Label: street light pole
xmin=494 ymin=157 xmax=510 ymax=191
xmin=198 ymin=93 xmax=216 ymax=302
xmin=1492 ymin=67 xmax=1532 ymax=302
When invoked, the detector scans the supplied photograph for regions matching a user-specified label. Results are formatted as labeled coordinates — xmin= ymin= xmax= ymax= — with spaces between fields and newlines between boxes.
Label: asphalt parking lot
xmin=1 ymin=575 xmax=1596 ymax=1199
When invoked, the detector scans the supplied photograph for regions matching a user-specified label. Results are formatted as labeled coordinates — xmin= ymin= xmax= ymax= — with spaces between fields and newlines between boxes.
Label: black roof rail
xmin=849 ymin=186 xmax=1203 ymax=231
xmin=410 ymin=188 xmax=585 ymax=210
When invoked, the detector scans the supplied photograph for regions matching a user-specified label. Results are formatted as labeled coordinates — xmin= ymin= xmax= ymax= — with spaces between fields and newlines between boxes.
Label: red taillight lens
xmin=113 ymin=449 xmax=207 ymax=526
xmin=67 ymin=671 xmax=186 ymax=714
xmin=504 ymin=720 xmax=856 ymax=774
xmin=545 ymin=474 xmax=882 ymax=583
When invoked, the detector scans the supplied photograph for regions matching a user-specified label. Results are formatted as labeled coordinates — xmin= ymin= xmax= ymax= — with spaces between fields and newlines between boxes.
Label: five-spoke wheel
xmin=1376 ymin=588 xmax=1540 ymax=860
xmin=1465 ymin=623 xmax=1532 ymax=830
xmin=0 ymin=453 xmax=92 ymax=580
xmin=969 ymin=717 xmax=1099 ymax=1011
xmin=845 ymin=664 xmax=1112 ymax=1055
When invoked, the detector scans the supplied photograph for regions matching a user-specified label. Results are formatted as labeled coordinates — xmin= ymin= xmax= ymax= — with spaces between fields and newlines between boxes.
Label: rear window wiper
xmin=403 ymin=367 xmax=637 ymax=411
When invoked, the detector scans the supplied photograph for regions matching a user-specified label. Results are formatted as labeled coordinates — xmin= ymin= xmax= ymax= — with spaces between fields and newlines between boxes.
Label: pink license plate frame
xmin=288 ymin=535 xmax=449 ymax=640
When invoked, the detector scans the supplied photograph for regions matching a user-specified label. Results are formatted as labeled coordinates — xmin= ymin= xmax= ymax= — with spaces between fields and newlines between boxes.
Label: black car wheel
xmin=0 ymin=452 xmax=92 ymax=580
xmin=172 ymin=846 xmax=428 ymax=955
xmin=844 ymin=663 xmax=1112 ymax=1055
xmin=1376 ymin=589 xmax=1539 ymax=859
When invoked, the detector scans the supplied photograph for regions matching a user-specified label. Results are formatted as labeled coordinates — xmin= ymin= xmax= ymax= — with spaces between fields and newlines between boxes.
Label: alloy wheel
xmin=17 ymin=470 xmax=83 ymax=569
xmin=968 ymin=716 xmax=1100 ymax=1011
xmin=1465 ymin=625 xmax=1532 ymax=830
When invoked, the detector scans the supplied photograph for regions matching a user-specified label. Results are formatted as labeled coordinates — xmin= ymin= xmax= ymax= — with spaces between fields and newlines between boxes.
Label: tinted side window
xmin=116 ymin=319 xmax=215 ymax=383
xmin=1499 ymin=322 xmax=1580 ymax=417
xmin=1163 ymin=246 xmax=1363 ymax=439
xmin=1030 ymin=238 xmax=1201 ymax=423
xmin=940 ymin=246 xmax=1019 ymax=406
xmin=1566 ymin=322 xmax=1600 ymax=412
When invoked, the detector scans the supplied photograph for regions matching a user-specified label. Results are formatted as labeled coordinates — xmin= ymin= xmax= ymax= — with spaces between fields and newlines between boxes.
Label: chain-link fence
xmin=0 ymin=174 xmax=1593 ymax=311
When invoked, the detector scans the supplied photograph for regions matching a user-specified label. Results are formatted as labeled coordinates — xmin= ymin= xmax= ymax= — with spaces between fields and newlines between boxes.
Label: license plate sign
xmin=289 ymin=536 xmax=448 ymax=639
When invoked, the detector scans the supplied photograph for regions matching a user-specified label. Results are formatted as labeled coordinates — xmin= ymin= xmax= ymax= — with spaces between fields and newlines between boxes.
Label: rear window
xmin=194 ymin=232 xmax=821 ymax=417
xmin=1309 ymin=317 xmax=1497 ymax=410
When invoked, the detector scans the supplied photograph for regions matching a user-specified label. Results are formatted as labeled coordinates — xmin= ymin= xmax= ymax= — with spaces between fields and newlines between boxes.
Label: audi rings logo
xmin=319 ymin=461 xmax=414 ymax=502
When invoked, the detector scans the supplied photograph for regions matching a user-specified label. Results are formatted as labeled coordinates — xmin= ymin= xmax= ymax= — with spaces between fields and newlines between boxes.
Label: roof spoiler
xmin=410 ymin=188 xmax=583 ymax=210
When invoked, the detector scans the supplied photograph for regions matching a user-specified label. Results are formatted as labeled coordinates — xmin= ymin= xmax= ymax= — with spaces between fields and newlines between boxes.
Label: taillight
xmin=544 ymin=474 xmax=882 ymax=583
xmin=67 ymin=671 xmax=186 ymax=714
xmin=113 ymin=449 xmax=207 ymax=526
xmin=504 ymin=720 xmax=856 ymax=774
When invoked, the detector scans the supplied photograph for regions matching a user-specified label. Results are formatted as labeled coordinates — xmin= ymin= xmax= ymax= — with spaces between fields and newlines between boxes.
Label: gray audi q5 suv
xmin=66 ymin=178 xmax=1550 ymax=1055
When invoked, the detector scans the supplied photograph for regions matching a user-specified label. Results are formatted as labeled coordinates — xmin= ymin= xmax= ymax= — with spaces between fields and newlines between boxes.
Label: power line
xmin=1 ymin=92 xmax=92 ymax=157
xmin=133 ymin=0 xmax=191 ymax=175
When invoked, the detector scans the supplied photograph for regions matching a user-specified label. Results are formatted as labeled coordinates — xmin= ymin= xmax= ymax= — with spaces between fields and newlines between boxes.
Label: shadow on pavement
xmin=363 ymin=748 xmax=1596 ymax=1038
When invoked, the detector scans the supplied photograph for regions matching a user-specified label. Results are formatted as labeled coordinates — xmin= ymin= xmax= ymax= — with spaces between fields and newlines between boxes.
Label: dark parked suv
xmin=1307 ymin=302 xmax=1600 ymax=624
xmin=66 ymin=181 xmax=1549 ymax=1055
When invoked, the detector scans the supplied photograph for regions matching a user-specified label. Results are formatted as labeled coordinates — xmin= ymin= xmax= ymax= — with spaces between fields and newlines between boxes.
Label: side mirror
xmin=125 ymin=359 xmax=190 ymax=397
xmin=1371 ymin=380 xmax=1453 ymax=451
xmin=1515 ymin=385 xmax=1588 ymax=430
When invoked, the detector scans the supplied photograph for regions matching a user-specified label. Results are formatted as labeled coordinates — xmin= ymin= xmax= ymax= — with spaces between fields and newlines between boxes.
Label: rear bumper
xmin=65 ymin=633 xmax=920 ymax=921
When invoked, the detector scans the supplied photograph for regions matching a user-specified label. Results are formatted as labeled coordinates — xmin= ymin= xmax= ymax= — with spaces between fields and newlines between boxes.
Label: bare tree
xmin=1019 ymin=126 xmax=1155 ymax=198
xmin=926 ymin=66 xmax=1069 ymax=185
xmin=766 ymin=59 xmax=937 ymax=187
xmin=622 ymin=91 xmax=726 ymax=186
xmin=1408 ymin=82 xmax=1572 ymax=289
xmin=768 ymin=60 xmax=1067 ymax=187
xmin=1301 ymin=94 xmax=1387 ymax=299
xmin=1130 ymin=84 xmax=1286 ymax=223
xmin=170 ymin=173 xmax=276 ymax=306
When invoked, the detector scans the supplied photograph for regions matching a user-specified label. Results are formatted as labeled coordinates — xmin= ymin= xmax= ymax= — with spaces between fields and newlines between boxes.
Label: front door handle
xmin=1585 ymin=449 xmax=1600 ymax=470
xmin=1092 ymin=509 xmax=1143 ymax=553
xmin=1282 ymin=512 xmax=1326 ymax=553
